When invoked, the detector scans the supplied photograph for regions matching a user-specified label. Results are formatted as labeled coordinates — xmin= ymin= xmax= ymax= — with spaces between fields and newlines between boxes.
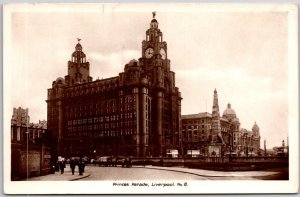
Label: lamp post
xmin=25 ymin=129 xmax=29 ymax=178
xmin=246 ymin=133 xmax=249 ymax=157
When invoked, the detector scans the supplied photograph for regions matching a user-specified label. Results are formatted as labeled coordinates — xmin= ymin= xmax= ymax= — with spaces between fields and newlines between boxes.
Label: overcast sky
xmin=7 ymin=4 xmax=291 ymax=149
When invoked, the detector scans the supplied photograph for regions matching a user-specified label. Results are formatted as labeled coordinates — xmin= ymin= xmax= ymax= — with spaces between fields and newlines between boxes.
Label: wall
xmin=11 ymin=145 xmax=52 ymax=180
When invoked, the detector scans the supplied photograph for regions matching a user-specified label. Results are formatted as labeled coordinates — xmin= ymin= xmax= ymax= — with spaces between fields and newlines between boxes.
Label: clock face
xmin=145 ymin=48 xmax=154 ymax=59
xmin=160 ymin=48 xmax=166 ymax=59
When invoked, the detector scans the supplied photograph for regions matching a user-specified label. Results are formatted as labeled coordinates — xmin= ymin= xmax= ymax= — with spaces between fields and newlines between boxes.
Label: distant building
xmin=11 ymin=107 xmax=30 ymax=126
xmin=47 ymin=14 xmax=182 ymax=159
xmin=11 ymin=107 xmax=47 ymax=143
xmin=181 ymin=112 xmax=231 ymax=156
xmin=273 ymin=140 xmax=289 ymax=157
xmin=182 ymin=90 xmax=261 ymax=157
xmin=11 ymin=107 xmax=52 ymax=180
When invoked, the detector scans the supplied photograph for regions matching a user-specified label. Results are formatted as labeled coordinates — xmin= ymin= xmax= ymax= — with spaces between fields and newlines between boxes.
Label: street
xmin=83 ymin=165 xmax=208 ymax=180
xmin=26 ymin=164 xmax=286 ymax=181
xmin=81 ymin=165 xmax=284 ymax=181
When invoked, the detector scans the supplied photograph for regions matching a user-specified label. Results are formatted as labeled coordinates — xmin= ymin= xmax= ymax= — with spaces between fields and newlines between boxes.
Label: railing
xmin=129 ymin=156 xmax=288 ymax=165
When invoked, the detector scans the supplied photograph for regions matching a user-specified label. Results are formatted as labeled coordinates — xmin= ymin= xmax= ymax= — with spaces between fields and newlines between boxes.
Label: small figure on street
xmin=82 ymin=160 xmax=86 ymax=173
xmin=59 ymin=159 xmax=65 ymax=174
xmin=51 ymin=164 xmax=56 ymax=174
xmin=160 ymin=158 xmax=163 ymax=167
xmin=127 ymin=158 xmax=132 ymax=168
xmin=70 ymin=158 xmax=76 ymax=175
xmin=78 ymin=158 xmax=84 ymax=175
xmin=55 ymin=161 xmax=60 ymax=172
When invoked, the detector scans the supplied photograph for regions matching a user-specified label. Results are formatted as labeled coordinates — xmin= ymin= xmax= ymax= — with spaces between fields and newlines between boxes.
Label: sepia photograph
xmin=3 ymin=3 xmax=299 ymax=194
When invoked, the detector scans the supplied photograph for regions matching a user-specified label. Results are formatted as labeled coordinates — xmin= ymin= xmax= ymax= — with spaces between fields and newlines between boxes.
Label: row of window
xmin=67 ymin=95 xmax=136 ymax=112
xmin=68 ymin=120 xmax=137 ymax=132
xmin=182 ymin=125 xmax=230 ymax=132
xmin=183 ymin=119 xmax=208 ymax=125
xmin=67 ymin=129 xmax=137 ymax=137
xmin=64 ymin=83 xmax=119 ymax=97
xmin=67 ymin=113 xmax=137 ymax=126
xmin=11 ymin=127 xmax=45 ymax=142
xmin=67 ymin=103 xmax=136 ymax=119
xmin=182 ymin=124 xmax=212 ymax=130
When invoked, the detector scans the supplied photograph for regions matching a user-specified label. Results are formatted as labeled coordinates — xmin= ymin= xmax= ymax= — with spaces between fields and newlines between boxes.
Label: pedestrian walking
xmin=59 ymin=160 xmax=65 ymax=174
xmin=82 ymin=160 xmax=86 ymax=173
xmin=160 ymin=158 xmax=165 ymax=167
xmin=70 ymin=158 xmax=76 ymax=175
xmin=78 ymin=158 xmax=84 ymax=175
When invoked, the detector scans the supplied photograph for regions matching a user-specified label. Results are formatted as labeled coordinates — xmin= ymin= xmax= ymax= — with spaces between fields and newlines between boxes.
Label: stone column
xmin=57 ymin=88 xmax=63 ymax=157
xmin=57 ymin=100 xmax=61 ymax=157
xmin=139 ymin=87 xmax=147 ymax=157
xmin=156 ymin=91 xmax=163 ymax=156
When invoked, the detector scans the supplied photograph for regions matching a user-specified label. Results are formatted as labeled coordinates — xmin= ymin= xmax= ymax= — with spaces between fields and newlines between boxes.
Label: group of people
xmin=55 ymin=157 xmax=86 ymax=175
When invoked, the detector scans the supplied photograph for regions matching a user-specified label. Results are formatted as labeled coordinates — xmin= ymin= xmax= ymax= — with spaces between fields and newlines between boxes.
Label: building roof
xmin=252 ymin=122 xmax=259 ymax=131
xmin=222 ymin=103 xmax=236 ymax=117
xmin=151 ymin=18 xmax=158 ymax=23
xmin=182 ymin=112 xmax=211 ymax=119
xmin=181 ymin=112 xmax=229 ymax=122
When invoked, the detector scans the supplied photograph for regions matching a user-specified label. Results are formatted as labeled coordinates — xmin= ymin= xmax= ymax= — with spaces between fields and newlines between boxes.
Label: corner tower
xmin=136 ymin=12 xmax=182 ymax=156
xmin=65 ymin=39 xmax=93 ymax=86
xmin=252 ymin=122 xmax=261 ymax=154
xmin=142 ymin=12 xmax=167 ymax=61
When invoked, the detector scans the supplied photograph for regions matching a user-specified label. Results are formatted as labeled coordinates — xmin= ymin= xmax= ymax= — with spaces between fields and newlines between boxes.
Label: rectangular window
xmin=17 ymin=128 xmax=20 ymax=141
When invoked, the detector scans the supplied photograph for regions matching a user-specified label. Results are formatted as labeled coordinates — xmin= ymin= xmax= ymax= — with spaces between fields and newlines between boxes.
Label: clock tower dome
xmin=142 ymin=12 xmax=168 ymax=61
xmin=65 ymin=39 xmax=93 ymax=86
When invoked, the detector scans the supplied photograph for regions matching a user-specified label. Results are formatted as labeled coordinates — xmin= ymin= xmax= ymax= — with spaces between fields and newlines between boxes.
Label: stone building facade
xmin=182 ymin=90 xmax=261 ymax=157
xmin=47 ymin=14 xmax=182 ymax=158
xmin=11 ymin=107 xmax=52 ymax=180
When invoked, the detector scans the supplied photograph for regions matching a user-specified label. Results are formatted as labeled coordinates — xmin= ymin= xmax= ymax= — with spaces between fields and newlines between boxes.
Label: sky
xmin=6 ymin=4 xmax=291 ymax=149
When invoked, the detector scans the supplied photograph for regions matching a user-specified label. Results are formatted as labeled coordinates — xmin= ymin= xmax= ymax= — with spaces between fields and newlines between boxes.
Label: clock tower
xmin=142 ymin=12 xmax=167 ymax=61
xmin=65 ymin=39 xmax=93 ymax=86
xmin=136 ymin=12 xmax=182 ymax=156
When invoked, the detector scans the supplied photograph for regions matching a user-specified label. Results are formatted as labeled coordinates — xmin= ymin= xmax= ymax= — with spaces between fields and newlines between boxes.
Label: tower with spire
xmin=211 ymin=89 xmax=223 ymax=143
xmin=208 ymin=89 xmax=224 ymax=157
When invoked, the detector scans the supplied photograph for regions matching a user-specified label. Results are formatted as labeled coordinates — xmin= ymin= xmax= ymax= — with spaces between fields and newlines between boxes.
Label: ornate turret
xmin=252 ymin=121 xmax=260 ymax=137
xmin=142 ymin=12 xmax=167 ymax=60
xmin=65 ymin=39 xmax=92 ymax=85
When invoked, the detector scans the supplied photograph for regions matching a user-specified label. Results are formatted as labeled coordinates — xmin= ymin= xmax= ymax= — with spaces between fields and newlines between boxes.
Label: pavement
xmin=23 ymin=164 xmax=281 ymax=181
xmin=24 ymin=164 xmax=90 ymax=181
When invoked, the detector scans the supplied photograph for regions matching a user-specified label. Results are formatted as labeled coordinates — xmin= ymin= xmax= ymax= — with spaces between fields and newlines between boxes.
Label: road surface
xmin=82 ymin=165 xmax=208 ymax=180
